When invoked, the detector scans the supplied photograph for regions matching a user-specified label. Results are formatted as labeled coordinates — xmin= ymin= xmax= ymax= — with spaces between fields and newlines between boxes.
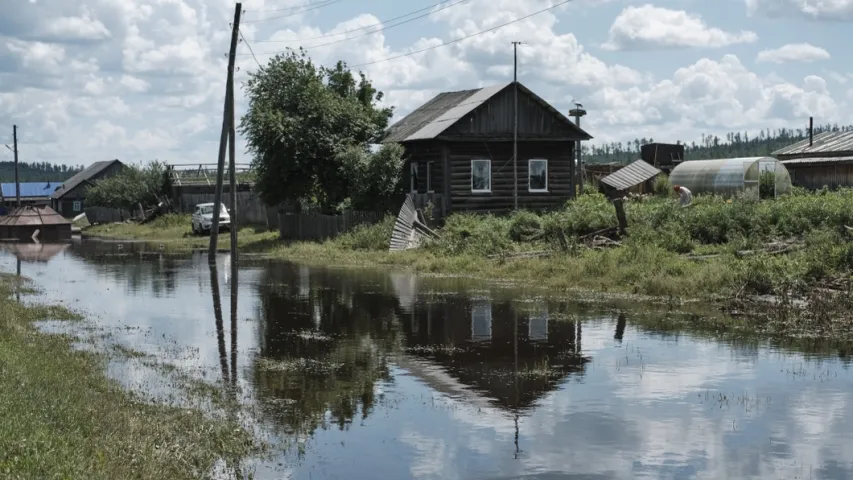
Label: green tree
xmin=85 ymin=161 xmax=167 ymax=211
xmin=239 ymin=49 xmax=393 ymax=213
xmin=335 ymin=143 xmax=405 ymax=211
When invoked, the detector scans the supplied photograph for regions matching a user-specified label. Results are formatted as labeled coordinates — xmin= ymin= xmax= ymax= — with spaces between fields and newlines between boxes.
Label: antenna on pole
xmin=569 ymin=101 xmax=587 ymax=197
xmin=511 ymin=41 xmax=524 ymax=211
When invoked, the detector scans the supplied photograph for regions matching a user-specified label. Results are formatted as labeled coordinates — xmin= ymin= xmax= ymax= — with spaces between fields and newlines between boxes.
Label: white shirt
xmin=678 ymin=187 xmax=693 ymax=206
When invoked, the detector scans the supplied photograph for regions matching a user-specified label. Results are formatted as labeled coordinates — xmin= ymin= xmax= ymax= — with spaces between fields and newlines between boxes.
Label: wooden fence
xmin=279 ymin=210 xmax=384 ymax=241
xmin=85 ymin=207 xmax=133 ymax=225
xmin=174 ymin=191 xmax=277 ymax=228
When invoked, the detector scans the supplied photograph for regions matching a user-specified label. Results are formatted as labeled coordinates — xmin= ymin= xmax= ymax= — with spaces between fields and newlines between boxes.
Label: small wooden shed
xmin=382 ymin=82 xmax=593 ymax=216
xmin=0 ymin=205 xmax=72 ymax=242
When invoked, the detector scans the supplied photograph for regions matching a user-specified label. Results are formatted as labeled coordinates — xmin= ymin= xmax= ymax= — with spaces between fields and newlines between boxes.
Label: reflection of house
xmin=1 ymin=182 xmax=60 ymax=209
xmin=397 ymin=295 xmax=587 ymax=411
xmin=383 ymin=82 xmax=593 ymax=215
xmin=0 ymin=242 xmax=69 ymax=262
xmin=50 ymin=159 xmax=125 ymax=217
xmin=773 ymin=130 xmax=853 ymax=190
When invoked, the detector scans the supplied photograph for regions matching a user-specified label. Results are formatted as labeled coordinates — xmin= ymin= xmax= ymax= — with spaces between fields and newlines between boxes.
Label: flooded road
xmin=4 ymin=239 xmax=853 ymax=479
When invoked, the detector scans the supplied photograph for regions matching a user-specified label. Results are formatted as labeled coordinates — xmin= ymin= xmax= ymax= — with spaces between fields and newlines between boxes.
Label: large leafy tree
xmin=86 ymin=161 xmax=167 ymax=211
xmin=240 ymin=49 xmax=394 ymax=212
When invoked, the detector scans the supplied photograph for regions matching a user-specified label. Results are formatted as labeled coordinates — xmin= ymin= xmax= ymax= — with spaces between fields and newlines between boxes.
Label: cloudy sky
xmin=1 ymin=0 xmax=851 ymax=168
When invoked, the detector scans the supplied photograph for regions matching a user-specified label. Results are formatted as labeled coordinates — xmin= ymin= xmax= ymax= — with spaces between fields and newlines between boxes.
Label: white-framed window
xmin=72 ymin=200 xmax=82 ymax=212
xmin=410 ymin=162 xmax=419 ymax=193
xmin=471 ymin=159 xmax=491 ymax=193
xmin=426 ymin=161 xmax=434 ymax=193
xmin=528 ymin=158 xmax=548 ymax=192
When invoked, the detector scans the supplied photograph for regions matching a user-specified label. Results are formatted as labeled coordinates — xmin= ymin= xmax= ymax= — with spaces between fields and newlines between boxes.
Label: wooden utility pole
xmin=228 ymin=86 xmax=238 ymax=255
xmin=209 ymin=2 xmax=242 ymax=263
xmin=569 ymin=103 xmax=587 ymax=198
xmin=512 ymin=41 xmax=523 ymax=210
xmin=13 ymin=125 xmax=19 ymax=207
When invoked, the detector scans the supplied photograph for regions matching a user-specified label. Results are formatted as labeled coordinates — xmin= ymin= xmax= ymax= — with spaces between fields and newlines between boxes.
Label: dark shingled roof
xmin=50 ymin=159 xmax=123 ymax=199
xmin=383 ymin=82 xmax=593 ymax=143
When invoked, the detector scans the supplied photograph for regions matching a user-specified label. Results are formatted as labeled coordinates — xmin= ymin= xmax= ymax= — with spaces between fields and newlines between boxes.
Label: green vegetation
xmin=0 ymin=274 xmax=261 ymax=479
xmin=0 ymin=161 xmax=82 ymax=183
xmin=86 ymin=161 xmax=167 ymax=211
xmin=584 ymin=123 xmax=853 ymax=165
xmin=240 ymin=48 xmax=401 ymax=213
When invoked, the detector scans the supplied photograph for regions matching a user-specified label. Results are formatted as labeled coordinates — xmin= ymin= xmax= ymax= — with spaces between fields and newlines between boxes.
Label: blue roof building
xmin=1 ymin=182 xmax=59 ymax=200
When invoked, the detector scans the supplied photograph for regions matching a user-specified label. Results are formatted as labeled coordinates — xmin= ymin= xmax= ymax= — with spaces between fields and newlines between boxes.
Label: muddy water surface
xmin=4 ymin=239 xmax=853 ymax=479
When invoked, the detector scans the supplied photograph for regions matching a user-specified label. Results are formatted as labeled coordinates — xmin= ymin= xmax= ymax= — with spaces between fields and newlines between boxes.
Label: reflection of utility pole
xmin=513 ymin=310 xmax=522 ymax=459
xmin=614 ymin=313 xmax=626 ymax=343
xmin=209 ymin=263 xmax=230 ymax=383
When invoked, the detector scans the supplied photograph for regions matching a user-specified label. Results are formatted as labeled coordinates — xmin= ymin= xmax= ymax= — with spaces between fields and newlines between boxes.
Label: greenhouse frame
xmin=668 ymin=157 xmax=792 ymax=198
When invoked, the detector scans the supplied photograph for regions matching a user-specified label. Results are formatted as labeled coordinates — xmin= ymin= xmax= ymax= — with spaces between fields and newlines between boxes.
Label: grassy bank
xmin=85 ymin=189 xmax=853 ymax=317
xmin=0 ymin=275 xmax=261 ymax=479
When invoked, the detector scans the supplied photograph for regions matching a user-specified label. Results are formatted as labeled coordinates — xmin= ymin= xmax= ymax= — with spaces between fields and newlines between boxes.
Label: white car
xmin=191 ymin=202 xmax=231 ymax=234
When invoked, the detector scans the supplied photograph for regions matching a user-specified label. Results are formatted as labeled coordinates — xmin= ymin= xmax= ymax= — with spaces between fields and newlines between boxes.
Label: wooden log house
xmin=382 ymin=82 xmax=593 ymax=215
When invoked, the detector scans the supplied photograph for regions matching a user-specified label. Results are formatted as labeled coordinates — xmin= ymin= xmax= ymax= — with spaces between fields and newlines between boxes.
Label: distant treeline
xmin=0 ymin=161 xmax=83 ymax=183
xmin=584 ymin=123 xmax=853 ymax=165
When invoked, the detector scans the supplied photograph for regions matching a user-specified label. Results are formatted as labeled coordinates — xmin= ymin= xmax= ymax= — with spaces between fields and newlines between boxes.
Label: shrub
xmin=653 ymin=174 xmax=671 ymax=196
xmin=334 ymin=216 xmax=395 ymax=250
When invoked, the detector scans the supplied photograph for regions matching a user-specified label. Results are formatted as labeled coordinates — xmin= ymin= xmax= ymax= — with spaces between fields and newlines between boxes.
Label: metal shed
xmin=0 ymin=205 xmax=72 ymax=242
xmin=668 ymin=157 xmax=792 ymax=198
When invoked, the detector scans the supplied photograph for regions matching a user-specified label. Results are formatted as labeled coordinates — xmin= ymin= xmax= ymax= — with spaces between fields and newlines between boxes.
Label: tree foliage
xmin=239 ymin=48 xmax=394 ymax=212
xmin=0 ymin=161 xmax=82 ymax=182
xmin=336 ymin=143 xmax=405 ymax=212
xmin=86 ymin=162 xmax=167 ymax=211
xmin=584 ymin=123 xmax=853 ymax=165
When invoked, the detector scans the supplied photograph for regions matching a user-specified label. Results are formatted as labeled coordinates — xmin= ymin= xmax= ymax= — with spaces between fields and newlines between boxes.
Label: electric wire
xmin=238 ymin=29 xmax=263 ymax=68
xmin=349 ymin=0 xmax=573 ymax=67
xmin=253 ymin=0 xmax=461 ymax=44
xmin=242 ymin=0 xmax=345 ymax=24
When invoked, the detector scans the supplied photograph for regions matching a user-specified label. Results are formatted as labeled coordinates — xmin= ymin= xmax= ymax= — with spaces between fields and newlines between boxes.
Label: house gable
xmin=442 ymin=84 xmax=587 ymax=140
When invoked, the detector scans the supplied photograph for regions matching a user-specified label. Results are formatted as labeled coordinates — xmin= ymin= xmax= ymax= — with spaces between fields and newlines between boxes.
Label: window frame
xmin=426 ymin=161 xmax=434 ymax=193
xmin=528 ymin=158 xmax=548 ymax=193
xmin=410 ymin=162 xmax=419 ymax=193
xmin=72 ymin=200 xmax=82 ymax=212
xmin=470 ymin=159 xmax=492 ymax=193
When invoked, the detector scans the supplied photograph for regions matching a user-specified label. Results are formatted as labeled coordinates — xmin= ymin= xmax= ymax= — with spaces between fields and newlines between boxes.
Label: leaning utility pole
xmin=13 ymin=125 xmax=20 ymax=207
xmin=512 ymin=41 xmax=523 ymax=210
xmin=209 ymin=2 xmax=242 ymax=263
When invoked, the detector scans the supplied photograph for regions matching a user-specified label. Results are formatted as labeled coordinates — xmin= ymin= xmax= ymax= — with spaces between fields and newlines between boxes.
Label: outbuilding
xmin=773 ymin=129 xmax=853 ymax=190
xmin=668 ymin=157 xmax=792 ymax=198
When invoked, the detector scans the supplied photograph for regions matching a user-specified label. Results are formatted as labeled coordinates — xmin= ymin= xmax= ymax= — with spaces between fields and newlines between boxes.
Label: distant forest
xmin=0 ymin=161 xmax=83 ymax=183
xmin=584 ymin=123 xmax=853 ymax=165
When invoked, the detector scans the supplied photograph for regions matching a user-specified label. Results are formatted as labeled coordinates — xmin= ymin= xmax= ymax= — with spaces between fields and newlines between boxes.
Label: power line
xmin=349 ymin=0 xmax=574 ymax=68
xmin=247 ymin=0 xmax=469 ymax=54
xmin=241 ymin=0 xmax=345 ymax=24
xmin=239 ymin=29 xmax=262 ymax=68
xmin=253 ymin=0 xmax=459 ymax=44
xmin=247 ymin=0 xmax=336 ymax=13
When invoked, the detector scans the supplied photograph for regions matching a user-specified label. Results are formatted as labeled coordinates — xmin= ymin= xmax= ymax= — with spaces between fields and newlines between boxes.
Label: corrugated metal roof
xmin=780 ymin=155 xmax=853 ymax=165
xmin=1 ymin=182 xmax=59 ymax=199
xmin=0 ymin=205 xmax=71 ymax=226
xmin=383 ymin=89 xmax=482 ymax=143
xmin=772 ymin=130 xmax=853 ymax=157
xmin=382 ymin=82 xmax=592 ymax=143
xmin=599 ymin=159 xmax=661 ymax=191
xmin=50 ymin=160 xmax=122 ymax=199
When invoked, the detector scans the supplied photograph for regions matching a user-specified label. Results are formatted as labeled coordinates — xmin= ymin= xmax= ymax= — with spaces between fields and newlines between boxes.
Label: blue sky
xmin=0 ymin=0 xmax=850 ymax=167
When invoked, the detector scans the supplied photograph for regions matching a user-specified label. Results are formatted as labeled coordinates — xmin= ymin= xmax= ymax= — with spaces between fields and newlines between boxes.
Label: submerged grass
xmin=0 ymin=275 xmax=262 ymax=479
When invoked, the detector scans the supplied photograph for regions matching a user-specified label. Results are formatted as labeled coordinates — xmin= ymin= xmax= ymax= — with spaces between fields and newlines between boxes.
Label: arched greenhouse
xmin=668 ymin=157 xmax=792 ymax=198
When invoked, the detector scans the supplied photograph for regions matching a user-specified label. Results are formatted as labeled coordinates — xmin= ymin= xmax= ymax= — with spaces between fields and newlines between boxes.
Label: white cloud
xmin=745 ymin=0 xmax=853 ymax=19
xmin=603 ymin=5 xmax=758 ymax=50
xmin=757 ymin=43 xmax=831 ymax=63
xmin=0 ymin=0 xmax=848 ymax=168
xmin=41 ymin=8 xmax=111 ymax=41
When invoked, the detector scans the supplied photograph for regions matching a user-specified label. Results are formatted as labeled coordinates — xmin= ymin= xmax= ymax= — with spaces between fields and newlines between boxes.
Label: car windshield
xmin=199 ymin=205 xmax=226 ymax=215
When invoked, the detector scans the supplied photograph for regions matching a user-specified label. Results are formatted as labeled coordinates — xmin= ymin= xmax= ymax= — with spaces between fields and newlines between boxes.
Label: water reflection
xmin=7 ymin=240 xmax=853 ymax=479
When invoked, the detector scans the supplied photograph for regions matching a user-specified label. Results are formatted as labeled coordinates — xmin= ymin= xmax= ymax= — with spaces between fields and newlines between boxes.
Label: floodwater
xmin=4 ymin=239 xmax=853 ymax=479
